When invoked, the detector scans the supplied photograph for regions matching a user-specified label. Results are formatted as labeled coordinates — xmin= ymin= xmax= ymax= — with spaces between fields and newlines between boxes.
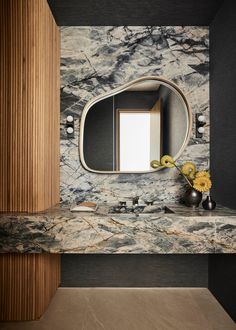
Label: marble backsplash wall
xmin=60 ymin=26 xmax=209 ymax=205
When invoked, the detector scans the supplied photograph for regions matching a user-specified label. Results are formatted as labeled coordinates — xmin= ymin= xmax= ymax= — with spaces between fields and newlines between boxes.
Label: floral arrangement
xmin=152 ymin=155 xmax=212 ymax=193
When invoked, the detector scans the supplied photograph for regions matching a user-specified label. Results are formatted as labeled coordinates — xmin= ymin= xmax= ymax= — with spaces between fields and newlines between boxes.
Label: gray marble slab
xmin=60 ymin=26 xmax=210 ymax=205
xmin=0 ymin=204 xmax=235 ymax=254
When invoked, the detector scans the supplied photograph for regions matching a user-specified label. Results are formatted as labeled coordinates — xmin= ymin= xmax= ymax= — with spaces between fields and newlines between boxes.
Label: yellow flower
xmin=195 ymin=171 xmax=210 ymax=179
xmin=193 ymin=176 xmax=212 ymax=192
xmin=150 ymin=160 xmax=161 ymax=169
xmin=188 ymin=171 xmax=196 ymax=180
xmin=181 ymin=162 xmax=196 ymax=177
xmin=161 ymin=155 xmax=175 ymax=168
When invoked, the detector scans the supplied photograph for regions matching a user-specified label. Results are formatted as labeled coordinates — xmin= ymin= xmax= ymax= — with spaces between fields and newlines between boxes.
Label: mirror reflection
xmin=81 ymin=77 xmax=191 ymax=173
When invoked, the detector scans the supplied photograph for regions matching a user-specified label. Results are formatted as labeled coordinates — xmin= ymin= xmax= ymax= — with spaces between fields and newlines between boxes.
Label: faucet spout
xmin=132 ymin=196 xmax=139 ymax=206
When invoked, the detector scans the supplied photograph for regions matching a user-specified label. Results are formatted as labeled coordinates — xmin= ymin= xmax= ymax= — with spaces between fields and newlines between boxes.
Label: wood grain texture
xmin=0 ymin=0 xmax=60 ymax=212
xmin=0 ymin=253 xmax=61 ymax=321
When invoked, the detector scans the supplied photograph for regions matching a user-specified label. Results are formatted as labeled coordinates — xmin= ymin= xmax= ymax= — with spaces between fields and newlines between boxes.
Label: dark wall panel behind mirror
xmin=84 ymin=97 xmax=114 ymax=171
xmin=61 ymin=254 xmax=208 ymax=287
xmin=114 ymin=91 xmax=157 ymax=110
xmin=210 ymin=0 xmax=236 ymax=209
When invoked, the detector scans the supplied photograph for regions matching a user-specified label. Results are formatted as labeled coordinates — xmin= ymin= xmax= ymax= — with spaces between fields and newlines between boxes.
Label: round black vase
xmin=183 ymin=188 xmax=202 ymax=207
xmin=202 ymin=195 xmax=216 ymax=210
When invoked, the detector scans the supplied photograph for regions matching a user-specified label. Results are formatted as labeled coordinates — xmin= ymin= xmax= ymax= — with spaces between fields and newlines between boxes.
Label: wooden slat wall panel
xmin=0 ymin=0 xmax=60 ymax=212
xmin=0 ymin=253 xmax=61 ymax=321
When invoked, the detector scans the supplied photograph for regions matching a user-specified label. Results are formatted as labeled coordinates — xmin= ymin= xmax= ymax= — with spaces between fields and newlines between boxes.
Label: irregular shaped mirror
xmin=80 ymin=76 xmax=191 ymax=173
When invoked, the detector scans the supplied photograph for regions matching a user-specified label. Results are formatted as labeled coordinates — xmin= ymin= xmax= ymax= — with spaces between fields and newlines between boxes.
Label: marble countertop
xmin=0 ymin=204 xmax=235 ymax=254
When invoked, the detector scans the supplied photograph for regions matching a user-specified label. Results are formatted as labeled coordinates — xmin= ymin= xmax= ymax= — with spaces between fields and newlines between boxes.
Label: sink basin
xmin=108 ymin=205 xmax=174 ymax=215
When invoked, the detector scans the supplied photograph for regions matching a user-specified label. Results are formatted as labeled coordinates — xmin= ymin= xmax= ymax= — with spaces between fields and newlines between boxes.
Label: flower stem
xmin=173 ymin=163 xmax=193 ymax=188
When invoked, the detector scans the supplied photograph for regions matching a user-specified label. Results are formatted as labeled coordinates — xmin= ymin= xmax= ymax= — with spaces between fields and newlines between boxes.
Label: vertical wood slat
xmin=0 ymin=254 xmax=61 ymax=321
xmin=0 ymin=0 xmax=60 ymax=212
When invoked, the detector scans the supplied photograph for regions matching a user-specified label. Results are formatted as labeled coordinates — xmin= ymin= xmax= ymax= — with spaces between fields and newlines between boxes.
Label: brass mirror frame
xmin=79 ymin=76 xmax=192 ymax=174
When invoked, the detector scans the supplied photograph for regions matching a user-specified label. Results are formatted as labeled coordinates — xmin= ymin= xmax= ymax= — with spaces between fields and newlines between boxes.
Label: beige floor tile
xmin=0 ymin=288 xmax=235 ymax=330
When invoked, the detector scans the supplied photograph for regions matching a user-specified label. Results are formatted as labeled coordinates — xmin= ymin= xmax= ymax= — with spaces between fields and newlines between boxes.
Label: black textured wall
xmin=210 ymin=0 xmax=236 ymax=209
xmin=209 ymin=254 xmax=236 ymax=322
xmin=61 ymin=254 xmax=208 ymax=287
xmin=47 ymin=0 xmax=223 ymax=26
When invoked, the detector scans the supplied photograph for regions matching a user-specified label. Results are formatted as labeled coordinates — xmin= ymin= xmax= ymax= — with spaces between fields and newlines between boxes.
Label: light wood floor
xmin=0 ymin=288 xmax=235 ymax=330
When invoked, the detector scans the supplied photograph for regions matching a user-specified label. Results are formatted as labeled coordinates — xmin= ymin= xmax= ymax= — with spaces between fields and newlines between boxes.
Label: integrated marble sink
xmin=107 ymin=205 xmax=174 ymax=215
xmin=105 ymin=203 xmax=236 ymax=217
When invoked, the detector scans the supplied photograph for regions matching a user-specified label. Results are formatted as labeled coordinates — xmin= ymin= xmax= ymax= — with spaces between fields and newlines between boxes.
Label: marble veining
xmin=60 ymin=26 xmax=209 ymax=205
xmin=0 ymin=205 xmax=235 ymax=254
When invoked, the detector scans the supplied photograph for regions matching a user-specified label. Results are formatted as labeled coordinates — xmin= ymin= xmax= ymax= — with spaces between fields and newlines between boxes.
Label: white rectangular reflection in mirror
xmin=119 ymin=112 xmax=150 ymax=171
